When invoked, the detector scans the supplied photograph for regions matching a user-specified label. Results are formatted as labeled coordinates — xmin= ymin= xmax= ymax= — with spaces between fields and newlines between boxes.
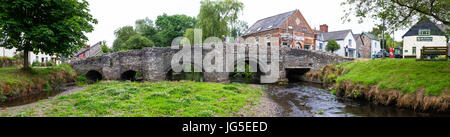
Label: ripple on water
xmin=266 ymin=82 xmax=446 ymax=117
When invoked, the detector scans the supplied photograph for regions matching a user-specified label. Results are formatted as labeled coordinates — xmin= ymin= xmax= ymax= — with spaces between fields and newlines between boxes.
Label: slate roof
xmin=436 ymin=24 xmax=449 ymax=32
xmin=74 ymin=41 xmax=102 ymax=57
xmin=403 ymin=18 xmax=446 ymax=38
xmin=322 ymin=29 xmax=353 ymax=41
xmin=243 ymin=10 xmax=297 ymax=36
xmin=353 ymin=34 xmax=360 ymax=41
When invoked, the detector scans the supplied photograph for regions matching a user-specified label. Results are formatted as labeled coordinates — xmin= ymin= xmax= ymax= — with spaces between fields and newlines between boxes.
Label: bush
xmin=0 ymin=56 xmax=15 ymax=67
xmin=32 ymin=61 xmax=41 ymax=67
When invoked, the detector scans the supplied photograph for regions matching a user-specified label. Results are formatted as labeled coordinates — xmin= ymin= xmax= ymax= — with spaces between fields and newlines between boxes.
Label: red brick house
xmin=242 ymin=9 xmax=315 ymax=49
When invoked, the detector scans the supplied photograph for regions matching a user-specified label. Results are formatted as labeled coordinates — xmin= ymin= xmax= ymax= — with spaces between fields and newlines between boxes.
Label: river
xmin=264 ymin=82 xmax=448 ymax=117
xmin=1 ymin=72 xmax=447 ymax=117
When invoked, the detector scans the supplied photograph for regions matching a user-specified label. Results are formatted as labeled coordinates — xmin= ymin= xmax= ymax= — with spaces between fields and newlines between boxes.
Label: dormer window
xmin=419 ymin=29 xmax=430 ymax=36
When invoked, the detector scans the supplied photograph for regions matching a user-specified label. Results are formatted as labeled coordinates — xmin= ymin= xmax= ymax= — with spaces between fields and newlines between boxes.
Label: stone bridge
xmin=71 ymin=45 xmax=352 ymax=83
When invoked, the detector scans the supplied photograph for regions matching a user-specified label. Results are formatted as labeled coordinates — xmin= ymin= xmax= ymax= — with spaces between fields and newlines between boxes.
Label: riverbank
xmin=0 ymin=64 xmax=77 ymax=103
xmin=0 ymin=81 xmax=264 ymax=117
xmin=305 ymin=59 xmax=449 ymax=112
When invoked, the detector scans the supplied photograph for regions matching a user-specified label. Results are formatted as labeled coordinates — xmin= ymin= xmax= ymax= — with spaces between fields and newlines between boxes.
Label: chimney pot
xmin=320 ymin=24 xmax=328 ymax=32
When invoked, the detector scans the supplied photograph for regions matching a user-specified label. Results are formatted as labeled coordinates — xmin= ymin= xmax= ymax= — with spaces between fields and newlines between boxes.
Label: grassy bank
xmin=1 ymin=81 xmax=263 ymax=117
xmin=0 ymin=64 xmax=77 ymax=102
xmin=306 ymin=59 xmax=449 ymax=112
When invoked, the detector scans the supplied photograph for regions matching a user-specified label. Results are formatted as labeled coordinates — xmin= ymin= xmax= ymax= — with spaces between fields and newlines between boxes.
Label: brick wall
xmin=360 ymin=35 xmax=372 ymax=58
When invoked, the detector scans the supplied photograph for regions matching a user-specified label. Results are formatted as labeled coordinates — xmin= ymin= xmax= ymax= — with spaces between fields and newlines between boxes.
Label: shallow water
xmin=0 ymin=86 xmax=78 ymax=107
xmin=265 ymin=82 xmax=448 ymax=117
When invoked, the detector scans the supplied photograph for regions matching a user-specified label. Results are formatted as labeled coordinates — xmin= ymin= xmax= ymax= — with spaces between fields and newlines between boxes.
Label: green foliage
xmin=135 ymin=17 xmax=158 ymax=38
xmin=112 ymin=14 xmax=196 ymax=49
xmin=232 ymin=64 xmax=254 ymax=79
xmin=112 ymin=26 xmax=137 ymax=51
xmin=2 ymin=81 xmax=263 ymax=117
xmin=154 ymin=14 xmax=197 ymax=46
xmin=197 ymin=0 xmax=244 ymax=40
xmin=184 ymin=28 xmax=196 ymax=45
xmin=230 ymin=20 xmax=248 ymax=38
xmin=0 ymin=64 xmax=77 ymax=100
xmin=0 ymin=0 xmax=98 ymax=67
xmin=336 ymin=59 xmax=450 ymax=95
xmin=123 ymin=35 xmax=154 ymax=50
xmin=101 ymin=41 xmax=111 ymax=54
xmin=342 ymin=0 xmax=449 ymax=33
xmin=326 ymin=39 xmax=340 ymax=53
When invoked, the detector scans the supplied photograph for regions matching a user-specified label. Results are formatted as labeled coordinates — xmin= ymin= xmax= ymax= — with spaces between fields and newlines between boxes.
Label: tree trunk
xmin=23 ymin=45 xmax=30 ymax=70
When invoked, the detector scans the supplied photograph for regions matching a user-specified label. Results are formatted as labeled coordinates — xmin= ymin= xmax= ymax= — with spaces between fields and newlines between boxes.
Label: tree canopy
xmin=342 ymin=0 xmax=449 ymax=33
xmin=0 ymin=0 xmax=98 ymax=68
xmin=124 ymin=35 xmax=154 ymax=50
xmin=326 ymin=40 xmax=340 ymax=53
xmin=154 ymin=14 xmax=197 ymax=46
xmin=197 ymin=0 xmax=244 ymax=40
xmin=112 ymin=14 xmax=196 ymax=50
xmin=112 ymin=26 xmax=137 ymax=51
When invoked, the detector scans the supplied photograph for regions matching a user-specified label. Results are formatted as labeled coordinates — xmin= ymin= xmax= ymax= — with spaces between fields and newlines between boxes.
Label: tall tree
xmin=197 ymin=0 xmax=244 ymax=40
xmin=326 ymin=40 xmax=340 ymax=53
xmin=101 ymin=40 xmax=111 ymax=54
xmin=0 ymin=0 xmax=97 ymax=69
xmin=135 ymin=17 xmax=157 ymax=38
xmin=154 ymin=13 xmax=197 ymax=47
xmin=123 ymin=35 xmax=154 ymax=50
xmin=230 ymin=20 xmax=248 ymax=38
xmin=342 ymin=0 xmax=449 ymax=33
xmin=112 ymin=26 xmax=137 ymax=51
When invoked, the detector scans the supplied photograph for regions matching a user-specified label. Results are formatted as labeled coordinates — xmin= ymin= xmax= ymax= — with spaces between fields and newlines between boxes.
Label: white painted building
xmin=371 ymin=38 xmax=381 ymax=56
xmin=402 ymin=18 xmax=449 ymax=58
xmin=0 ymin=47 xmax=59 ymax=65
xmin=315 ymin=28 xmax=357 ymax=58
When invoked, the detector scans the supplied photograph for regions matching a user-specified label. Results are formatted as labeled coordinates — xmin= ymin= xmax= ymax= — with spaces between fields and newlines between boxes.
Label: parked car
xmin=376 ymin=50 xmax=390 ymax=58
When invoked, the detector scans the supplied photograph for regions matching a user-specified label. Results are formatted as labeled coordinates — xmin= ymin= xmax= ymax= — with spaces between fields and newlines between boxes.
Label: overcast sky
xmin=85 ymin=0 xmax=407 ymax=47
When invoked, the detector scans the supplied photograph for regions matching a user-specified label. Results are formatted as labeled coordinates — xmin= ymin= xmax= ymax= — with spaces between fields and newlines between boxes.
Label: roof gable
xmin=403 ymin=18 xmax=446 ymax=38
xmin=361 ymin=32 xmax=377 ymax=40
xmin=243 ymin=10 xmax=297 ymax=36
xmin=353 ymin=34 xmax=360 ymax=41
xmin=322 ymin=29 xmax=353 ymax=41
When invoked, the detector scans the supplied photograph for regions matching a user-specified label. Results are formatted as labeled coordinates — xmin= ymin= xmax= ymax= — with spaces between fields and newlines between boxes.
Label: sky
xmin=85 ymin=0 xmax=407 ymax=47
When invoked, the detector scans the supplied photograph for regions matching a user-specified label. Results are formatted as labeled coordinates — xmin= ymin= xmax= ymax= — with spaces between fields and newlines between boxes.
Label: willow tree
xmin=197 ymin=0 xmax=244 ymax=40
xmin=342 ymin=0 xmax=449 ymax=33
xmin=0 ymin=0 xmax=98 ymax=69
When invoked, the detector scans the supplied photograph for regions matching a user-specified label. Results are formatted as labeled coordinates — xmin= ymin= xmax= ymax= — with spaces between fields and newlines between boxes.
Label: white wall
xmin=0 ymin=47 xmax=57 ymax=65
xmin=1 ymin=47 xmax=17 ymax=57
xmin=403 ymin=36 xmax=447 ymax=58
xmin=332 ymin=32 xmax=357 ymax=58
xmin=315 ymin=40 xmax=325 ymax=51
xmin=371 ymin=40 xmax=381 ymax=56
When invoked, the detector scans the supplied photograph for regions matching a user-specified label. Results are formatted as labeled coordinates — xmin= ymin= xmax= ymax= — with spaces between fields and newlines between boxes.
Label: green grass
xmin=336 ymin=59 xmax=450 ymax=95
xmin=6 ymin=81 xmax=263 ymax=117
xmin=0 ymin=64 xmax=77 ymax=100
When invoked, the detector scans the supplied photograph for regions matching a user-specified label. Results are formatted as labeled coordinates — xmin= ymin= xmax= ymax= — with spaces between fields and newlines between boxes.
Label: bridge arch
xmin=86 ymin=70 xmax=103 ymax=81
xmin=229 ymin=57 xmax=268 ymax=83
xmin=120 ymin=70 xmax=140 ymax=81
xmin=165 ymin=63 xmax=204 ymax=82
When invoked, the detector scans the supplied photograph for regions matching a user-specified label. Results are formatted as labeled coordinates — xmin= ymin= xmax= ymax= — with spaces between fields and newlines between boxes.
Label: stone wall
xmin=71 ymin=46 xmax=352 ymax=83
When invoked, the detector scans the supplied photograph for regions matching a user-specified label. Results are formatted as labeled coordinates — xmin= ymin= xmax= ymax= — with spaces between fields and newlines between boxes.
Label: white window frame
xmin=419 ymin=29 xmax=431 ymax=36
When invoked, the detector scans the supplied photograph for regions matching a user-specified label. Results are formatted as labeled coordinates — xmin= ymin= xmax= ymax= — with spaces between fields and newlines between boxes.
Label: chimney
xmin=86 ymin=45 xmax=90 ymax=49
xmin=320 ymin=24 xmax=328 ymax=32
